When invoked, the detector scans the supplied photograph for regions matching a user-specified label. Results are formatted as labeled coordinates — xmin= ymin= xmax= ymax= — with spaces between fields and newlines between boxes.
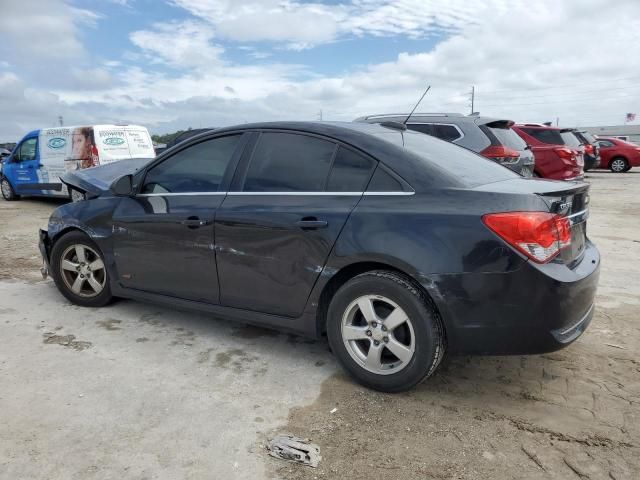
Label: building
xmin=582 ymin=124 xmax=640 ymax=143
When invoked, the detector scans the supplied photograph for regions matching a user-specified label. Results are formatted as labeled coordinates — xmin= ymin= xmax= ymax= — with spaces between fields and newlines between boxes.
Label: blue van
xmin=1 ymin=125 xmax=154 ymax=201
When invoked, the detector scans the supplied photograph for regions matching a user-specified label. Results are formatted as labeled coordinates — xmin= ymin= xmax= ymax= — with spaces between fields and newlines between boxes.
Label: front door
xmin=10 ymin=137 xmax=40 ymax=195
xmin=215 ymin=132 xmax=376 ymax=317
xmin=112 ymin=134 xmax=246 ymax=303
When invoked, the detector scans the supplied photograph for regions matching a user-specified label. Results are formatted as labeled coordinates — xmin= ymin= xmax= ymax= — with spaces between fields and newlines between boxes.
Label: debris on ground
xmin=268 ymin=434 xmax=321 ymax=468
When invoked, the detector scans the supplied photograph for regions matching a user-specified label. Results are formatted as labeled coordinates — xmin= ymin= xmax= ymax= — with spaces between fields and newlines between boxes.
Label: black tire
xmin=327 ymin=270 xmax=445 ymax=392
xmin=610 ymin=157 xmax=629 ymax=173
xmin=50 ymin=230 xmax=113 ymax=307
xmin=1 ymin=177 xmax=20 ymax=201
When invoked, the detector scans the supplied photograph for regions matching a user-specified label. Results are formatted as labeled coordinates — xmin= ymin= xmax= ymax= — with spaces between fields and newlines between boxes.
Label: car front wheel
xmin=50 ymin=231 xmax=113 ymax=307
xmin=327 ymin=270 xmax=445 ymax=392
xmin=1 ymin=178 xmax=20 ymax=201
xmin=610 ymin=157 xmax=629 ymax=173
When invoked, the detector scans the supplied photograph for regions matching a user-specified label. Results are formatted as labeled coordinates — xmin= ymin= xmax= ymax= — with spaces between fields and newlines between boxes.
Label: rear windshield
xmin=370 ymin=129 xmax=517 ymax=187
xmin=561 ymin=131 xmax=581 ymax=148
xmin=522 ymin=128 xmax=563 ymax=145
xmin=488 ymin=127 xmax=527 ymax=150
xmin=577 ymin=131 xmax=596 ymax=143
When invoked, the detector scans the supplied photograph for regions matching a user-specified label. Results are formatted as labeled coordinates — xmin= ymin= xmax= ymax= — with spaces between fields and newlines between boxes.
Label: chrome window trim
xmin=136 ymin=191 xmax=415 ymax=197
xmin=137 ymin=192 xmax=227 ymax=197
xmin=363 ymin=191 xmax=415 ymax=196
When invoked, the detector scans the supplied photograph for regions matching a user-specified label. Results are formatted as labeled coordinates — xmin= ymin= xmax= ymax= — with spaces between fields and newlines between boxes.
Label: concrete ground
xmin=0 ymin=171 xmax=639 ymax=479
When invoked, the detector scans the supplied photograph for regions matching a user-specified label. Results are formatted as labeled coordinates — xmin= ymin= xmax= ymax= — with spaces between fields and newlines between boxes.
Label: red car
xmin=513 ymin=124 xmax=584 ymax=181
xmin=595 ymin=137 xmax=640 ymax=172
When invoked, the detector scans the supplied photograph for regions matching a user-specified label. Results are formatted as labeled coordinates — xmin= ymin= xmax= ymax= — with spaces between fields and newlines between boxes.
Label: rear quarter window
xmin=326 ymin=147 xmax=375 ymax=192
xmin=431 ymin=124 xmax=462 ymax=142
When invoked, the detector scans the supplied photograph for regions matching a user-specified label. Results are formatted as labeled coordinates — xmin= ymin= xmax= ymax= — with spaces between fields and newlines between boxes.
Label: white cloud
xmin=130 ymin=21 xmax=225 ymax=68
xmin=169 ymin=0 xmax=504 ymax=48
xmin=1 ymin=0 xmax=99 ymax=61
xmin=2 ymin=0 xmax=640 ymax=140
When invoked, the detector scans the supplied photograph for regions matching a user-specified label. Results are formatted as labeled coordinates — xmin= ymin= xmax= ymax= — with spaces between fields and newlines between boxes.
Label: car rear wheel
xmin=1 ymin=178 xmax=20 ymax=201
xmin=610 ymin=157 xmax=629 ymax=173
xmin=327 ymin=270 xmax=445 ymax=392
xmin=50 ymin=231 xmax=113 ymax=307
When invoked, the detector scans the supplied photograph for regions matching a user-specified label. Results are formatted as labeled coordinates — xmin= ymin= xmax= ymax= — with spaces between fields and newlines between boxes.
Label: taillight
xmin=482 ymin=212 xmax=571 ymax=263
xmin=584 ymin=144 xmax=594 ymax=155
xmin=554 ymin=147 xmax=574 ymax=161
xmin=480 ymin=145 xmax=520 ymax=164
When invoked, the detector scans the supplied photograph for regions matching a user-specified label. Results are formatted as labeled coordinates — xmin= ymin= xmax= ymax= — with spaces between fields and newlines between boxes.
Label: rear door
xmin=111 ymin=133 xmax=247 ymax=303
xmin=215 ymin=131 xmax=376 ymax=317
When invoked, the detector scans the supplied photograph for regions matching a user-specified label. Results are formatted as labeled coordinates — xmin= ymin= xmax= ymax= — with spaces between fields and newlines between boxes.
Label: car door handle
xmin=182 ymin=217 xmax=210 ymax=228
xmin=295 ymin=217 xmax=328 ymax=229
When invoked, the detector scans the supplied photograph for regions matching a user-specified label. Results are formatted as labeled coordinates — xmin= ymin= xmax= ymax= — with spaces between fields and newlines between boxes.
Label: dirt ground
xmin=0 ymin=172 xmax=639 ymax=480
xmin=0 ymin=197 xmax=64 ymax=282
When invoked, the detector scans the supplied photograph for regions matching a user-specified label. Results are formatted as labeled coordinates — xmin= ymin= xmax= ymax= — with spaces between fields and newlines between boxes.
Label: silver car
xmin=354 ymin=113 xmax=535 ymax=177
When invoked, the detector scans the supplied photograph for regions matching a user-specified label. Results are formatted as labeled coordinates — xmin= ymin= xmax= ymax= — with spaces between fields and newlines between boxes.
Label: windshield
xmin=488 ymin=127 xmax=527 ymax=151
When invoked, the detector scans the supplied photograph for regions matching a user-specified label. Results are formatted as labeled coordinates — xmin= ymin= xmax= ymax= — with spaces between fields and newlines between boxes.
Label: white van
xmin=1 ymin=124 xmax=155 ymax=200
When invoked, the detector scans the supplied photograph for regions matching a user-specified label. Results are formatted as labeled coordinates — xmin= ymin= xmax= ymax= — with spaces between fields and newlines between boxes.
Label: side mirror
xmin=110 ymin=174 xmax=133 ymax=196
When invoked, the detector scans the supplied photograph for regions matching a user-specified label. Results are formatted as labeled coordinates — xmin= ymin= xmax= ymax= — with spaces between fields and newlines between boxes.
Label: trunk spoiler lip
xmin=470 ymin=177 xmax=590 ymax=196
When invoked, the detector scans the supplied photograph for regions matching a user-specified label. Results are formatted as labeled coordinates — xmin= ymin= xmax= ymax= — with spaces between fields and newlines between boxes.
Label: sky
xmin=1 ymin=0 xmax=640 ymax=141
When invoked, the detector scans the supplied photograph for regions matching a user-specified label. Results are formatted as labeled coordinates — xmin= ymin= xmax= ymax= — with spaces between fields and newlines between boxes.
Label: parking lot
xmin=0 ymin=172 xmax=638 ymax=479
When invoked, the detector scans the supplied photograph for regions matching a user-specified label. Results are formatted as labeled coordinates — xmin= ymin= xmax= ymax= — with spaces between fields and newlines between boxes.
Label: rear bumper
xmin=429 ymin=241 xmax=600 ymax=355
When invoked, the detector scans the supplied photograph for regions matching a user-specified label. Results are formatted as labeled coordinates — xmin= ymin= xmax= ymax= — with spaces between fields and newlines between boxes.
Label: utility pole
xmin=58 ymin=116 xmax=64 ymax=126
xmin=469 ymin=86 xmax=475 ymax=115
xmin=318 ymin=109 xmax=323 ymax=121
xmin=556 ymin=117 xmax=559 ymax=127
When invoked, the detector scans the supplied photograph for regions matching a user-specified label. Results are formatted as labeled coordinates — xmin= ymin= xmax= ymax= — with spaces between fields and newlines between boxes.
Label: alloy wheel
xmin=611 ymin=159 xmax=627 ymax=172
xmin=1 ymin=179 xmax=12 ymax=199
xmin=341 ymin=294 xmax=416 ymax=375
xmin=59 ymin=244 xmax=106 ymax=298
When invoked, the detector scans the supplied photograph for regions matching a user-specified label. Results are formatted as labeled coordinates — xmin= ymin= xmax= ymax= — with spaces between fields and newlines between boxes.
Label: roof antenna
xmin=403 ymin=85 xmax=431 ymax=125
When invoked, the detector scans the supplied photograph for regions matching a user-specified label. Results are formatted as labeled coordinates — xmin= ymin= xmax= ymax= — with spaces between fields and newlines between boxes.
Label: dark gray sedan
xmin=38 ymin=121 xmax=598 ymax=392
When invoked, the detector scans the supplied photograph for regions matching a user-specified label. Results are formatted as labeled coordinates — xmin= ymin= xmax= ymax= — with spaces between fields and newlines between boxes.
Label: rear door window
xmin=142 ymin=135 xmax=241 ymax=193
xmin=243 ymin=132 xmax=336 ymax=192
xmin=326 ymin=147 xmax=375 ymax=192
xmin=521 ymin=128 xmax=564 ymax=145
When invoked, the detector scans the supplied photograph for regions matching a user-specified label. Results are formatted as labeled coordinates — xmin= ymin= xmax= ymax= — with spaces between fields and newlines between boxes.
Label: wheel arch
xmin=314 ymin=260 xmax=447 ymax=342
xmin=51 ymin=225 xmax=93 ymax=244
xmin=609 ymin=155 xmax=628 ymax=168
